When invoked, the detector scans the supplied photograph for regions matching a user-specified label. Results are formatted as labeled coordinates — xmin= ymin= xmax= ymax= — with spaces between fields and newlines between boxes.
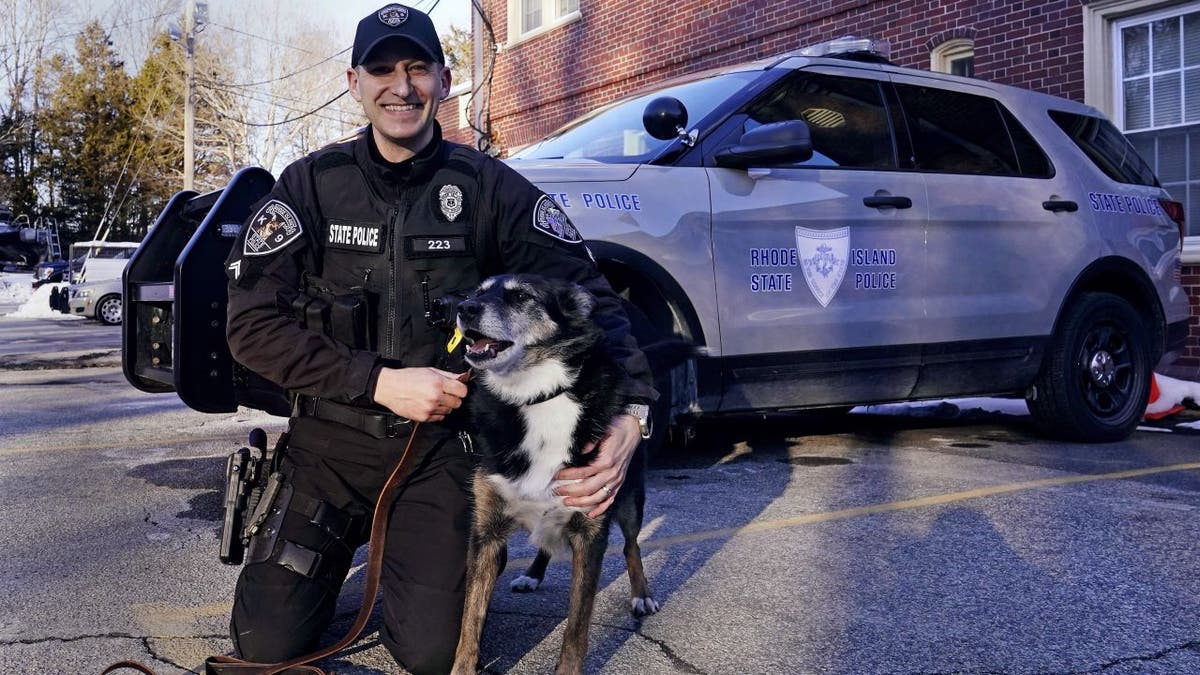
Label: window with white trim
xmin=931 ymin=39 xmax=975 ymax=78
xmin=1114 ymin=2 xmax=1200 ymax=235
xmin=509 ymin=0 xmax=580 ymax=44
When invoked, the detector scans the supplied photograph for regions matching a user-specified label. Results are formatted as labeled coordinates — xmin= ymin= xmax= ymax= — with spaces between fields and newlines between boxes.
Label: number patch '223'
xmin=405 ymin=235 xmax=470 ymax=258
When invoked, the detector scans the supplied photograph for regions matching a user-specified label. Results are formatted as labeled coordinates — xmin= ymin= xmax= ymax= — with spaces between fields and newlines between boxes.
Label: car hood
xmin=502 ymin=159 xmax=639 ymax=184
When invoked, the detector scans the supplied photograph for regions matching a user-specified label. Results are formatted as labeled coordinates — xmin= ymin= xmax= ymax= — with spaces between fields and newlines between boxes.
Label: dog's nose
xmin=458 ymin=299 xmax=481 ymax=320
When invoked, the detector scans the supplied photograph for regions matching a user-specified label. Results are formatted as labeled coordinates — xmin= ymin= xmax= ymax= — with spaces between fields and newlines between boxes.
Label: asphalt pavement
xmin=3 ymin=309 xmax=1200 ymax=674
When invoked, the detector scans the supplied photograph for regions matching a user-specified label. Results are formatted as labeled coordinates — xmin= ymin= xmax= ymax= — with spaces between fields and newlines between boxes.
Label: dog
xmin=450 ymin=274 xmax=658 ymax=675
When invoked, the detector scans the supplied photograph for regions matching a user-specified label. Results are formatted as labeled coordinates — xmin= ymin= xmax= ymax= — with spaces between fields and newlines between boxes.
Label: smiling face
xmin=347 ymin=40 xmax=451 ymax=162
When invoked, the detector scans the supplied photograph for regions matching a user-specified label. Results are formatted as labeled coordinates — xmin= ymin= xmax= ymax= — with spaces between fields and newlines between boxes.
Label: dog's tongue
xmin=467 ymin=337 xmax=497 ymax=355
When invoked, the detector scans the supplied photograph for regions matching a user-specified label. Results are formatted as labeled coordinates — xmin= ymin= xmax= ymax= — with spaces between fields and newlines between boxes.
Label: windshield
xmin=510 ymin=71 xmax=761 ymax=163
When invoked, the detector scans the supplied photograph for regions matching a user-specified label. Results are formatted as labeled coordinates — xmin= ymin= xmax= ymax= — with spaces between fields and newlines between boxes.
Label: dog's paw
xmin=510 ymin=575 xmax=542 ymax=593
xmin=631 ymin=595 xmax=660 ymax=617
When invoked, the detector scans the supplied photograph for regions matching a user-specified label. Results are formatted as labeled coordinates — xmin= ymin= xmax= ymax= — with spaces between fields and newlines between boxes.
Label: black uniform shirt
xmin=225 ymin=124 xmax=656 ymax=408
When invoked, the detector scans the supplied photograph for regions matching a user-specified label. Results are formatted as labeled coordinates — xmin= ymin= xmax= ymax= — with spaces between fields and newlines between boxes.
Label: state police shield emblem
xmin=438 ymin=184 xmax=463 ymax=222
xmin=378 ymin=4 xmax=409 ymax=26
xmin=795 ymin=226 xmax=849 ymax=307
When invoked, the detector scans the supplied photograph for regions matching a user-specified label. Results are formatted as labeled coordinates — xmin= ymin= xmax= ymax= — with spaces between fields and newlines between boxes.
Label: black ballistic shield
xmin=122 ymin=167 xmax=289 ymax=415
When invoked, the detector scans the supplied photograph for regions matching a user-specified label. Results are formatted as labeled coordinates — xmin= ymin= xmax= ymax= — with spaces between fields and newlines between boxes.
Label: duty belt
xmin=295 ymin=396 xmax=412 ymax=438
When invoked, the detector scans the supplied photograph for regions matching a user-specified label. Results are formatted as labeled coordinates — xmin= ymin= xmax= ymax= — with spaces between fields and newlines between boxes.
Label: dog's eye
xmin=507 ymin=289 xmax=532 ymax=303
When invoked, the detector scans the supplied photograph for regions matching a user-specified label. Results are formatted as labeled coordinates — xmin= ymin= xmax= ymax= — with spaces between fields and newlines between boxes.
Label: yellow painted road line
xmin=638 ymin=461 xmax=1200 ymax=551
xmin=509 ymin=461 xmax=1200 ymax=567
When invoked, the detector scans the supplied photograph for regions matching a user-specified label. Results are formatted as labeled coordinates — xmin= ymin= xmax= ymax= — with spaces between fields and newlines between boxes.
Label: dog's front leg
xmin=556 ymin=513 xmax=609 ymax=675
xmin=452 ymin=475 xmax=513 ymax=675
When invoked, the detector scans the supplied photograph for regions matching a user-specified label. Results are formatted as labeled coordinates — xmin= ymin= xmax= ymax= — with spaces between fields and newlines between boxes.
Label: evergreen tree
xmin=39 ymin=22 xmax=139 ymax=239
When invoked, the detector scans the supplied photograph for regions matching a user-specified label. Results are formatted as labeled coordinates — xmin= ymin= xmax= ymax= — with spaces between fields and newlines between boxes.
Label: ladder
xmin=42 ymin=218 xmax=62 ymax=260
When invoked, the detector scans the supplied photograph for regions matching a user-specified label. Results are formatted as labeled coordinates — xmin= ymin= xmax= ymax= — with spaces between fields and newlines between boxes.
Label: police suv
xmin=505 ymin=37 xmax=1190 ymax=445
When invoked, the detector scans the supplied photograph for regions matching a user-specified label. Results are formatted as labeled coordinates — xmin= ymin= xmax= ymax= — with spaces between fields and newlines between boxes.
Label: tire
xmin=1027 ymin=292 xmax=1152 ymax=443
xmin=621 ymin=299 xmax=678 ymax=456
xmin=95 ymin=294 xmax=122 ymax=326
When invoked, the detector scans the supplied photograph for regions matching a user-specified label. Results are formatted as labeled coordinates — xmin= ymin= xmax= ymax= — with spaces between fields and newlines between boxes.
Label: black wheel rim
xmin=1075 ymin=321 xmax=1137 ymax=420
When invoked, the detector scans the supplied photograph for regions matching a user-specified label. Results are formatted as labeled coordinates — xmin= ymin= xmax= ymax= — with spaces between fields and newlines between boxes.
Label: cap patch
xmin=532 ymin=195 xmax=582 ymax=244
xmin=378 ymin=4 xmax=409 ymax=27
xmin=438 ymin=184 xmax=464 ymax=222
xmin=244 ymin=200 xmax=303 ymax=256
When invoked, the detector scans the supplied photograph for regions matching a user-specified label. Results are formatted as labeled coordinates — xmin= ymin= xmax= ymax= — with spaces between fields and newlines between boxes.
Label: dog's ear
xmin=557 ymin=283 xmax=595 ymax=321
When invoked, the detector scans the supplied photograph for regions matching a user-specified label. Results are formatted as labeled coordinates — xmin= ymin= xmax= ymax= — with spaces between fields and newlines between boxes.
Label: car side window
xmin=895 ymin=83 xmax=1049 ymax=177
xmin=743 ymin=72 xmax=896 ymax=169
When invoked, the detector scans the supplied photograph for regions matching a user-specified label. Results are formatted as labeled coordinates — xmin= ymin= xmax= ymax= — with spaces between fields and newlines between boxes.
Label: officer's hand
xmin=373 ymin=367 xmax=468 ymax=422
xmin=554 ymin=414 xmax=641 ymax=518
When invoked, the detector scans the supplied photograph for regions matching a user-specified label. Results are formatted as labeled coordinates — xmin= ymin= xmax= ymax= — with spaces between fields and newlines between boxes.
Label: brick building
xmin=435 ymin=0 xmax=1200 ymax=374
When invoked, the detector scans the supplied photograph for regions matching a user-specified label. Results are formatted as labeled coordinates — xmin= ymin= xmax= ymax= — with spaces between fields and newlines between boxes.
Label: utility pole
xmin=183 ymin=0 xmax=196 ymax=191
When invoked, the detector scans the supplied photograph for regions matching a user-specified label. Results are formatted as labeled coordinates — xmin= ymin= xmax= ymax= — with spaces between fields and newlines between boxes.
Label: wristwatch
xmin=622 ymin=403 xmax=652 ymax=439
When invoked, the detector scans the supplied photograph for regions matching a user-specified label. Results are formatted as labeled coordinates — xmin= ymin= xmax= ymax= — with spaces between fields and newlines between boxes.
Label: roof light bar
xmin=797 ymin=36 xmax=891 ymax=62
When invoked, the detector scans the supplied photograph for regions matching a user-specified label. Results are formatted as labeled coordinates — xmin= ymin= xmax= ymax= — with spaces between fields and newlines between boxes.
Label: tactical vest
xmin=308 ymin=141 xmax=495 ymax=369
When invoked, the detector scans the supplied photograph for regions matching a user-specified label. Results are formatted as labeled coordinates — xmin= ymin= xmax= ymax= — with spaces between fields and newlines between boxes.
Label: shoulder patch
xmin=244 ymin=200 xmax=303 ymax=256
xmin=532 ymin=195 xmax=582 ymax=244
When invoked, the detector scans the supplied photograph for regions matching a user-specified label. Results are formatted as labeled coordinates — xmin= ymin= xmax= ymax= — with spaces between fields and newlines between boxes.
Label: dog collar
xmin=522 ymin=385 xmax=570 ymax=406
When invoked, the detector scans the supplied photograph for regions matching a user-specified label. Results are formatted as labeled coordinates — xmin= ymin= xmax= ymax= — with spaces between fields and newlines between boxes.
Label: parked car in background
xmin=65 ymin=277 xmax=123 ymax=325
xmin=505 ymin=37 xmax=1189 ymax=445
xmin=32 ymin=259 xmax=68 ymax=287
xmin=51 ymin=240 xmax=139 ymax=324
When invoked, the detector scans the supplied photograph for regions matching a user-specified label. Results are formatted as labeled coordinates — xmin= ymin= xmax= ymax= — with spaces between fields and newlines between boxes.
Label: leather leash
xmin=102 ymin=418 xmax=427 ymax=675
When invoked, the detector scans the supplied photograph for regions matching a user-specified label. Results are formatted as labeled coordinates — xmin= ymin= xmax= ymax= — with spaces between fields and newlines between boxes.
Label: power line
xmin=212 ymin=47 xmax=352 ymax=88
xmin=217 ymin=90 xmax=350 ymax=128
xmin=206 ymin=22 xmax=317 ymax=55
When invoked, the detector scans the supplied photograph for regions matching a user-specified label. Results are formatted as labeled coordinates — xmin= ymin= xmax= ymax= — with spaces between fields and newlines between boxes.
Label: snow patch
xmin=5 ymin=281 xmax=82 ymax=319
xmin=0 ymin=272 xmax=33 ymax=304
xmin=1147 ymin=373 xmax=1200 ymax=417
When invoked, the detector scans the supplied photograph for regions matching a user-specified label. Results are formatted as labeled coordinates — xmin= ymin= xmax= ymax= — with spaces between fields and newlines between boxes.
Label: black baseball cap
xmin=351 ymin=3 xmax=445 ymax=67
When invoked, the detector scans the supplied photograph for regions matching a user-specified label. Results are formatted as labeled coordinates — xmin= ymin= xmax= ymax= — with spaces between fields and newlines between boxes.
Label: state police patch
xmin=378 ymin=4 xmax=409 ymax=26
xmin=532 ymin=195 xmax=582 ymax=244
xmin=244 ymin=200 xmax=303 ymax=256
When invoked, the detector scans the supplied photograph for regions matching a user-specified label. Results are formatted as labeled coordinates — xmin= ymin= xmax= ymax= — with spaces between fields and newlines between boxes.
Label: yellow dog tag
xmin=446 ymin=326 xmax=464 ymax=353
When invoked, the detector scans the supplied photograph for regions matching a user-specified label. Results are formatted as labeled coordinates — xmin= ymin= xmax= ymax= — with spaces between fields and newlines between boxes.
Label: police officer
xmin=222 ymin=4 xmax=655 ymax=673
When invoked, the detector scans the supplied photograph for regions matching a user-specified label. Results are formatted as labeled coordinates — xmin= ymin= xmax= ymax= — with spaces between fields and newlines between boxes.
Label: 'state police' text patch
xmin=327 ymin=220 xmax=384 ymax=253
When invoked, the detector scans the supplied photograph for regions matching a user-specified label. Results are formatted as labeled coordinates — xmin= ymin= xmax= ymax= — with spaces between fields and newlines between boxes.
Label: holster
xmin=218 ymin=430 xmax=287 ymax=565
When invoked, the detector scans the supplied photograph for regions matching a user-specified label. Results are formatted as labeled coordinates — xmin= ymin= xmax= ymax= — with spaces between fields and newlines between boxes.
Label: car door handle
xmin=863 ymin=195 xmax=913 ymax=209
xmin=1042 ymin=200 xmax=1078 ymax=213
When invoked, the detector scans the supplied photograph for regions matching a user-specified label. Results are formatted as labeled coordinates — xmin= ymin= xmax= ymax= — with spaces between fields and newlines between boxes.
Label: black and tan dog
xmin=450 ymin=274 xmax=658 ymax=675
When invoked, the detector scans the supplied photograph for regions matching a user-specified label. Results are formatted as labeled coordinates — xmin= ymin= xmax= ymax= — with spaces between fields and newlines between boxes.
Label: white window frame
xmin=506 ymin=0 xmax=582 ymax=47
xmin=1111 ymin=2 xmax=1200 ymax=131
xmin=930 ymin=39 xmax=974 ymax=76
xmin=1084 ymin=0 xmax=1200 ymax=261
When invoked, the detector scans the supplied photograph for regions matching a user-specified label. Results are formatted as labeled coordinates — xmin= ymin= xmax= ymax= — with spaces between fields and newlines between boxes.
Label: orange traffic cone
xmin=1145 ymin=373 xmax=1185 ymax=420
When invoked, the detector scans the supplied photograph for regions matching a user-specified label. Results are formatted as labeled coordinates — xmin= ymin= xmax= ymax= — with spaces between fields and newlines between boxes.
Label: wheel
xmin=621 ymin=299 xmax=679 ymax=456
xmin=1027 ymin=292 xmax=1152 ymax=442
xmin=95 ymin=294 xmax=122 ymax=325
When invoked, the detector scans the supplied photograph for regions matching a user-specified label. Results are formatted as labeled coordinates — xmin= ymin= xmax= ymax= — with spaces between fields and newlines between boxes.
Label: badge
xmin=438 ymin=184 xmax=464 ymax=222
xmin=532 ymin=195 xmax=582 ymax=244
xmin=795 ymin=226 xmax=849 ymax=308
xmin=244 ymin=200 xmax=303 ymax=257
xmin=378 ymin=4 xmax=409 ymax=27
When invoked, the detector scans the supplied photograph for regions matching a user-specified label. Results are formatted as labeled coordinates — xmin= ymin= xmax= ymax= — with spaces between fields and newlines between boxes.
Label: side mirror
xmin=643 ymin=97 xmax=689 ymax=141
xmin=713 ymin=120 xmax=814 ymax=169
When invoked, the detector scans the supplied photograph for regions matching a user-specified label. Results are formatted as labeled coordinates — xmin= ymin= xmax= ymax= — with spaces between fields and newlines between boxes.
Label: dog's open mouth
xmin=463 ymin=329 xmax=514 ymax=362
